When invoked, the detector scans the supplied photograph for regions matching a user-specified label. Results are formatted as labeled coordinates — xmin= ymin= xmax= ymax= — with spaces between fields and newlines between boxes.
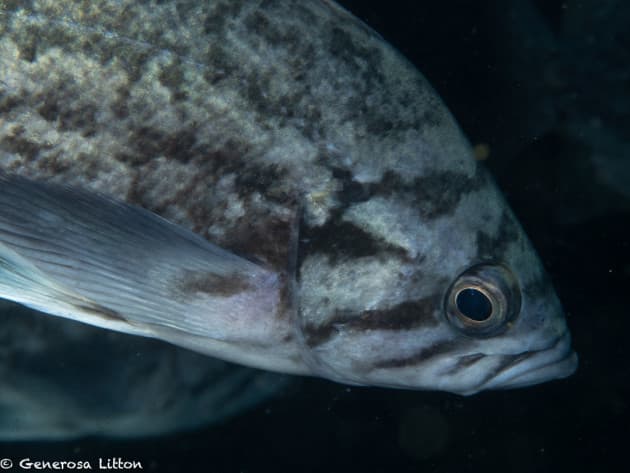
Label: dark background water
xmin=2 ymin=0 xmax=629 ymax=471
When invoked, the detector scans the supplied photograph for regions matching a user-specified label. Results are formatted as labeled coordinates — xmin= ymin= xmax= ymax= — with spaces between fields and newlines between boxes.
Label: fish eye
xmin=445 ymin=263 xmax=521 ymax=337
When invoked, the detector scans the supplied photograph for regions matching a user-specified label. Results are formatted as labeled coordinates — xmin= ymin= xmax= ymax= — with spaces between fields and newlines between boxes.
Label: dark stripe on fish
xmin=474 ymin=353 xmax=532 ymax=388
xmin=299 ymin=220 xmax=408 ymax=266
xmin=476 ymin=210 xmax=522 ymax=261
xmin=174 ymin=270 xmax=252 ymax=299
xmin=302 ymin=166 xmax=488 ymax=263
xmin=76 ymin=303 xmax=128 ymax=323
xmin=442 ymin=350 xmax=538 ymax=384
xmin=372 ymin=340 xmax=461 ymax=369
xmin=302 ymin=297 xmax=441 ymax=347
xmin=442 ymin=353 xmax=485 ymax=375
xmin=374 ymin=168 xmax=489 ymax=220
xmin=123 ymin=150 xmax=296 ymax=272
xmin=298 ymin=166 xmax=405 ymax=265
xmin=328 ymin=166 xmax=488 ymax=219
xmin=302 ymin=322 xmax=337 ymax=348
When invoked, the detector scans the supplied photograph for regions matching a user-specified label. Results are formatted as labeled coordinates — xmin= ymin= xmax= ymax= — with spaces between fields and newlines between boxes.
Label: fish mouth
xmin=482 ymin=331 xmax=578 ymax=391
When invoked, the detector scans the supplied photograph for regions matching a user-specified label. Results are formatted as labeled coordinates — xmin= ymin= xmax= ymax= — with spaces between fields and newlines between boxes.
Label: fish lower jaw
xmin=482 ymin=331 xmax=578 ymax=391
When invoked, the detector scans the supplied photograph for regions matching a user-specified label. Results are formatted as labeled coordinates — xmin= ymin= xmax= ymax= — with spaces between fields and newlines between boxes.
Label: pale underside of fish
xmin=0 ymin=0 xmax=577 ymax=426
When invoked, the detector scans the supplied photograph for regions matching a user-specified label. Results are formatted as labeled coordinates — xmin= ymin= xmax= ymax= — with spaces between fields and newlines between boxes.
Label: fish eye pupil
xmin=456 ymin=288 xmax=493 ymax=321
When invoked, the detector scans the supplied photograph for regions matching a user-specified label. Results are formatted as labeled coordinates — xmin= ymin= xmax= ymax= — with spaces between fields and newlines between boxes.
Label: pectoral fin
xmin=0 ymin=238 xmax=147 ymax=334
xmin=0 ymin=172 xmax=283 ymax=344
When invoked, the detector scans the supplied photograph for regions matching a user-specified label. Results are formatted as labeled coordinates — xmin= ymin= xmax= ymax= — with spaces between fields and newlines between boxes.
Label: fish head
xmin=297 ymin=164 xmax=577 ymax=395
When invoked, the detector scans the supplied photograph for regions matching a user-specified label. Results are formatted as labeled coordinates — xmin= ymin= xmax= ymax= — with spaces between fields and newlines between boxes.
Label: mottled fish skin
xmin=0 ymin=0 xmax=576 ymax=395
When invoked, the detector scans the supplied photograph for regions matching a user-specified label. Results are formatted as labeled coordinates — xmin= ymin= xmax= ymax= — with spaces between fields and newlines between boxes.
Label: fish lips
xmin=481 ymin=331 xmax=578 ymax=391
